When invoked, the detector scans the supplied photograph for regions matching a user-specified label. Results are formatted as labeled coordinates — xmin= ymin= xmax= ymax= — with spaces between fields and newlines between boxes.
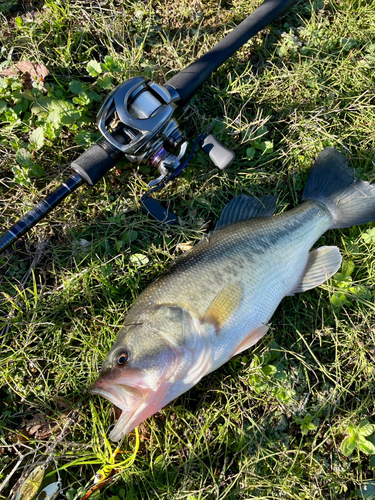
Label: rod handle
xmin=71 ymin=139 xmax=123 ymax=186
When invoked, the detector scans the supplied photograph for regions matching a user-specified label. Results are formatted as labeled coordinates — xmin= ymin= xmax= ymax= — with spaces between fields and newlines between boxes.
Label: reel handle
xmin=141 ymin=197 xmax=178 ymax=226
xmin=201 ymin=135 xmax=235 ymax=170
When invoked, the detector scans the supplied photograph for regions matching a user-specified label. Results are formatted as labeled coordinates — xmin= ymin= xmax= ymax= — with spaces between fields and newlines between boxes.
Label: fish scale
xmin=91 ymin=147 xmax=375 ymax=441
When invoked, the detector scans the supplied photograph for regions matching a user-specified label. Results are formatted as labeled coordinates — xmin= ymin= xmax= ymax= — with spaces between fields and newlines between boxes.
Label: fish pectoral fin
xmin=290 ymin=246 xmax=342 ymax=294
xmin=215 ymin=194 xmax=277 ymax=231
xmin=231 ymin=324 xmax=269 ymax=357
xmin=203 ymin=282 xmax=243 ymax=332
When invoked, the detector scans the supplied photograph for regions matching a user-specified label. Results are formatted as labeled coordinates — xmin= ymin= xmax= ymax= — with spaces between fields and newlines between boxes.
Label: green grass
xmin=1 ymin=0 xmax=375 ymax=498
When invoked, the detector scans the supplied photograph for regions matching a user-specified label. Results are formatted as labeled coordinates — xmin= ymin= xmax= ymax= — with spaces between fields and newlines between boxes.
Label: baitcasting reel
xmin=93 ymin=76 xmax=235 ymax=221
xmin=96 ymin=76 xmax=235 ymax=176
xmin=97 ymin=76 xmax=185 ymax=172
xmin=71 ymin=76 xmax=235 ymax=224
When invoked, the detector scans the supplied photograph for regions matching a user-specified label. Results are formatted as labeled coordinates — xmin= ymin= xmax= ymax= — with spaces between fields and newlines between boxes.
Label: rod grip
xmin=70 ymin=140 xmax=123 ymax=186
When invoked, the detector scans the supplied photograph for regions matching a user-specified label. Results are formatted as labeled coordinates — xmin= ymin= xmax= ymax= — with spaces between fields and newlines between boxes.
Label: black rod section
xmin=0 ymin=173 xmax=84 ymax=254
xmin=165 ymin=0 xmax=297 ymax=106
xmin=0 ymin=139 xmax=123 ymax=255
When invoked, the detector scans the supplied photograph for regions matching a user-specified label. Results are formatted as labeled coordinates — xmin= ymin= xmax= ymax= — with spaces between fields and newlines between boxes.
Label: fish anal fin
xmin=203 ymin=282 xmax=243 ymax=332
xmin=231 ymin=325 xmax=269 ymax=357
xmin=290 ymin=246 xmax=342 ymax=294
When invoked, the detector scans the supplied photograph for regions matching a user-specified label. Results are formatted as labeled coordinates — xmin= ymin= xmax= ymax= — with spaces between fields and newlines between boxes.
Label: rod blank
xmin=166 ymin=0 xmax=297 ymax=106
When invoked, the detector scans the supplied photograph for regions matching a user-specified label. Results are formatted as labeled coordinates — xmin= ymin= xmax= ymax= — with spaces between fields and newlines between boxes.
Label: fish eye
xmin=116 ymin=352 xmax=128 ymax=366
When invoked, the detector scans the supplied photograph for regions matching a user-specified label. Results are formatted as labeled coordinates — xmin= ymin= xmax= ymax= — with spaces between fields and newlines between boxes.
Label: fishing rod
xmin=0 ymin=0 xmax=297 ymax=255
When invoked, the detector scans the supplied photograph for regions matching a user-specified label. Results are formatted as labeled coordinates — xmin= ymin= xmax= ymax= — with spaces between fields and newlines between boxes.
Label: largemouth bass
xmin=91 ymin=147 xmax=375 ymax=441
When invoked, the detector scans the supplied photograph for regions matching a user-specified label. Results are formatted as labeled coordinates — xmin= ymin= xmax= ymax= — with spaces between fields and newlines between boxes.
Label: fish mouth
xmin=89 ymin=379 xmax=171 ymax=441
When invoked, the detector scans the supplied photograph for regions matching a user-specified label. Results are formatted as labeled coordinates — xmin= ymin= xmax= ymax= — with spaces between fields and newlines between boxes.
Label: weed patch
xmin=1 ymin=0 xmax=375 ymax=499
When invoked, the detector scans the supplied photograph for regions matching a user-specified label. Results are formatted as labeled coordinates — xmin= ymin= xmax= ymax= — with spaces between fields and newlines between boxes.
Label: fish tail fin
xmin=302 ymin=147 xmax=375 ymax=229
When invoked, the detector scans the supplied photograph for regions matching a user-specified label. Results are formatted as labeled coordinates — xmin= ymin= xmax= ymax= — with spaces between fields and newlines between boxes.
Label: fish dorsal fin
xmin=290 ymin=246 xmax=342 ymax=294
xmin=231 ymin=324 xmax=269 ymax=357
xmin=215 ymin=194 xmax=277 ymax=231
xmin=203 ymin=282 xmax=243 ymax=332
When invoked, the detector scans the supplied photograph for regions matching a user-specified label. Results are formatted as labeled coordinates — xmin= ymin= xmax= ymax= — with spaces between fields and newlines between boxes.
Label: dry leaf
xmin=25 ymin=413 xmax=59 ymax=439
xmin=1 ymin=61 xmax=49 ymax=89
xmin=18 ymin=411 xmax=62 ymax=439
xmin=177 ymin=242 xmax=194 ymax=252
